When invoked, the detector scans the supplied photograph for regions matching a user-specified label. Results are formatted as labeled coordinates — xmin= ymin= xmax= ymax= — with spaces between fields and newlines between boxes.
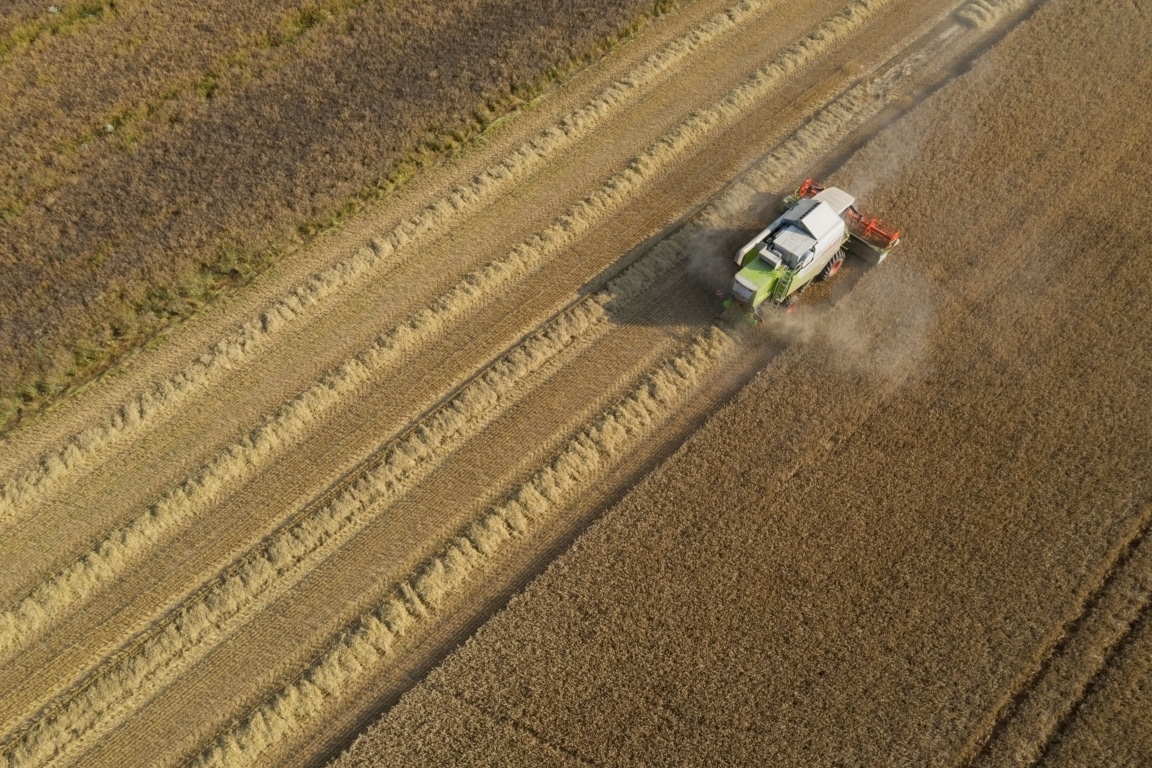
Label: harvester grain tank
xmin=728 ymin=179 xmax=900 ymax=317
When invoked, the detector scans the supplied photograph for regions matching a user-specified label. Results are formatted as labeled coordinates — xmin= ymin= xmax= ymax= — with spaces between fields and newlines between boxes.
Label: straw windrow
xmin=954 ymin=0 xmax=1029 ymax=28
xmin=0 ymin=181 xmax=699 ymax=768
xmin=189 ymin=327 xmax=734 ymax=768
xmin=0 ymin=0 xmax=899 ymax=663
xmin=0 ymin=0 xmax=772 ymax=526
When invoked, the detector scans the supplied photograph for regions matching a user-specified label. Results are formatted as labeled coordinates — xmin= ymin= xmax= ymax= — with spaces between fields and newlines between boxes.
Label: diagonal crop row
xmin=188 ymin=326 xmax=735 ymax=768
xmin=0 ymin=202 xmax=698 ymax=768
xmin=0 ymin=0 xmax=771 ymax=526
xmin=0 ymin=0 xmax=900 ymax=660
xmin=0 ymin=1 xmax=936 ymax=760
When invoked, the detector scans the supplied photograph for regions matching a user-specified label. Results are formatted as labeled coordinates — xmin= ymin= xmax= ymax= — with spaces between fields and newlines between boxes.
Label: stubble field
xmin=1 ymin=0 xmax=1148 ymax=766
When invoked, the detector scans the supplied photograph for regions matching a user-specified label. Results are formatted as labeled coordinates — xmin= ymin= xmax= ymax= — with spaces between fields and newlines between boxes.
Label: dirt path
xmin=0 ymin=0 xmax=1078 ymax=765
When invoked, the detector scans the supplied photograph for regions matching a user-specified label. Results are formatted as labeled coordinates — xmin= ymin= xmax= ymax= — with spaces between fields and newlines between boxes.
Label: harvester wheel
xmin=783 ymin=294 xmax=799 ymax=313
xmin=821 ymin=249 xmax=845 ymax=280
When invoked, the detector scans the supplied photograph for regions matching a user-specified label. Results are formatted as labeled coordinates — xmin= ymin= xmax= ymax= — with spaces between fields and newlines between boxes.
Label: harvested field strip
xmin=970 ymin=504 xmax=1152 ymax=767
xmin=0 ymin=312 xmax=586 ymax=767
xmin=0 ymin=0 xmax=768 ymax=526
xmin=0 ymin=217 xmax=696 ymax=766
xmin=0 ymin=0 xmax=921 ymax=654
xmin=189 ymin=328 xmax=734 ymax=768
xmin=0 ymin=15 xmax=806 ymax=651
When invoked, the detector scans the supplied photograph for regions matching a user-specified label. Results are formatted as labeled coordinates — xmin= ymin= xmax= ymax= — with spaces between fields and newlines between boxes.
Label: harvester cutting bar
xmin=845 ymin=208 xmax=900 ymax=250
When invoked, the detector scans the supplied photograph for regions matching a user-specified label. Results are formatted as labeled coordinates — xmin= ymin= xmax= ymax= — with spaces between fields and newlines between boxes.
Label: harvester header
xmin=725 ymin=179 xmax=901 ymax=318
xmin=791 ymin=179 xmax=901 ymax=254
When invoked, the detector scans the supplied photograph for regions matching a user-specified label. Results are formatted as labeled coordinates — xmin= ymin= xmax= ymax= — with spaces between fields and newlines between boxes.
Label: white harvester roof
xmin=733 ymin=187 xmax=854 ymax=265
xmin=784 ymin=198 xmax=844 ymax=243
xmin=812 ymin=186 xmax=856 ymax=216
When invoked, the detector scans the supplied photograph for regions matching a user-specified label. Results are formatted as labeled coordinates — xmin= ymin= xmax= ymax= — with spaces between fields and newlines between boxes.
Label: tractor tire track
xmin=967 ymin=505 xmax=1152 ymax=768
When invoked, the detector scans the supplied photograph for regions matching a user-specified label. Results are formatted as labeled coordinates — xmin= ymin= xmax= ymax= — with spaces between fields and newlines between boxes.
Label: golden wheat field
xmin=0 ymin=0 xmax=1148 ymax=765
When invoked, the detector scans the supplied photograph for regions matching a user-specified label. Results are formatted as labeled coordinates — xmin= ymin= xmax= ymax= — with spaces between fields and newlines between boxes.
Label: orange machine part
xmin=847 ymin=208 xmax=900 ymax=248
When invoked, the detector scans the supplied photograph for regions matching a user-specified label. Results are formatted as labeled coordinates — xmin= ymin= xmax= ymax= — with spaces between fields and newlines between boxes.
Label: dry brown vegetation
xmin=1041 ymin=606 xmax=1152 ymax=766
xmin=5 ymin=0 xmax=905 ymax=763
xmin=0 ymin=0 xmax=677 ymax=428
xmin=1 ymin=0 xmax=1147 ymax=764
xmin=331 ymin=0 xmax=1152 ymax=763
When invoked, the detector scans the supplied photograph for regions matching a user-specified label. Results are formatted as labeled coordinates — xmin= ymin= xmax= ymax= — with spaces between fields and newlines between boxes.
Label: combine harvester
xmin=726 ymin=179 xmax=900 ymax=319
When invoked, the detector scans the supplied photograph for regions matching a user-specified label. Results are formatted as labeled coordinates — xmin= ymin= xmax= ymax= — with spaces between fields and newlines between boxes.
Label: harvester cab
xmin=725 ymin=179 xmax=900 ymax=319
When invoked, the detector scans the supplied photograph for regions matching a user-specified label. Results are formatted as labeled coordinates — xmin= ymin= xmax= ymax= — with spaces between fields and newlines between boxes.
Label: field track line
xmin=966 ymin=502 xmax=1152 ymax=768
xmin=0 ymin=0 xmax=771 ymax=529
xmin=1036 ymin=596 xmax=1152 ymax=764
xmin=0 ymin=207 xmax=702 ymax=768
xmin=186 ymin=327 xmax=735 ymax=768
xmin=0 ymin=0 xmax=903 ymax=662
